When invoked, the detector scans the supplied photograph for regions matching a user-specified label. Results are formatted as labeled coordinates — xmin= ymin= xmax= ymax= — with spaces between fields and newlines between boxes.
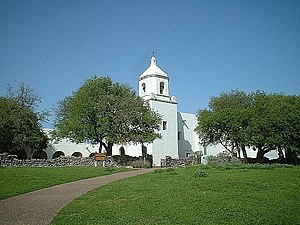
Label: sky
xmin=1 ymin=0 xmax=300 ymax=128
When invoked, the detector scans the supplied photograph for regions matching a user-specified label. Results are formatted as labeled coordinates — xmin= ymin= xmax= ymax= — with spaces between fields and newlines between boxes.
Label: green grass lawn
xmin=0 ymin=166 xmax=128 ymax=200
xmin=51 ymin=166 xmax=300 ymax=225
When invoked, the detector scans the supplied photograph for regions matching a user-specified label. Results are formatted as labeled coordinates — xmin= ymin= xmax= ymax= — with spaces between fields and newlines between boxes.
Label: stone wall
xmin=0 ymin=155 xmax=153 ymax=168
xmin=0 ymin=156 xmax=96 ymax=167
xmin=161 ymin=156 xmax=198 ymax=167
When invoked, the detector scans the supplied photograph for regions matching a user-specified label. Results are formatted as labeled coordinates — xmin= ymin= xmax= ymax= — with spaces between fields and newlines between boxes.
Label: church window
xmin=160 ymin=82 xmax=164 ymax=94
xmin=163 ymin=121 xmax=167 ymax=130
xmin=142 ymin=83 xmax=146 ymax=92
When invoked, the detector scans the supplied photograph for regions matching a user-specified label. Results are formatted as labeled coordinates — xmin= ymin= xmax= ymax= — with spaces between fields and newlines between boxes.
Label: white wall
xmin=148 ymin=100 xmax=178 ymax=166
xmin=46 ymin=140 xmax=99 ymax=158
xmin=177 ymin=112 xmax=200 ymax=159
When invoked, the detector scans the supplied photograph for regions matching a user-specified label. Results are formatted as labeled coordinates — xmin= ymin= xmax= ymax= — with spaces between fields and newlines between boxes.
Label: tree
xmin=248 ymin=93 xmax=300 ymax=163
xmin=196 ymin=90 xmax=252 ymax=160
xmin=0 ymin=82 xmax=48 ymax=158
xmin=0 ymin=97 xmax=48 ymax=158
xmin=6 ymin=82 xmax=50 ymax=122
xmin=195 ymin=90 xmax=300 ymax=164
xmin=54 ymin=76 xmax=161 ymax=155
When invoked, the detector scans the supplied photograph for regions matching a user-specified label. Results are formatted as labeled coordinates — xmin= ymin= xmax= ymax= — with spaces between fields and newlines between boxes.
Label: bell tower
xmin=139 ymin=54 xmax=170 ymax=99
xmin=138 ymin=53 xmax=178 ymax=166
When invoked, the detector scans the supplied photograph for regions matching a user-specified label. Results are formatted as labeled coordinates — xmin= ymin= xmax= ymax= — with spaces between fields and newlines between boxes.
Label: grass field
xmin=51 ymin=165 xmax=300 ymax=225
xmin=0 ymin=166 xmax=128 ymax=200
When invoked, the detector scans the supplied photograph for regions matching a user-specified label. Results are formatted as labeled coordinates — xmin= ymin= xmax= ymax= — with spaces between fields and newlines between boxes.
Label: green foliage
xmin=0 ymin=83 xmax=49 ymax=157
xmin=0 ymin=97 xmax=48 ymax=157
xmin=154 ymin=168 xmax=164 ymax=173
xmin=196 ymin=90 xmax=300 ymax=163
xmin=105 ymin=166 xmax=116 ymax=172
xmin=6 ymin=82 xmax=50 ymax=122
xmin=0 ymin=167 xmax=129 ymax=200
xmin=52 ymin=166 xmax=300 ymax=225
xmin=131 ymin=160 xmax=151 ymax=168
xmin=207 ymin=151 xmax=241 ymax=166
xmin=194 ymin=169 xmax=207 ymax=177
xmin=54 ymin=76 xmax=161 ymax=155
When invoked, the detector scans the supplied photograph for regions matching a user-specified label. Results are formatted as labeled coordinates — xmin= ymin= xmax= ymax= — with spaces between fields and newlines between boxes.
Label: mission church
xmin=124 ymin=54 xmax=201 ymax=166
xmin=43 ymin=55 xmax=202 ymax=166
xmin=42 ymin=55 xmax=276 ymax=166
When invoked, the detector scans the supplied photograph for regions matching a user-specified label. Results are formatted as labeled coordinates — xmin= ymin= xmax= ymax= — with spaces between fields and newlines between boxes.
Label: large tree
xmin=0 ymin=97 xmax=48 ymax=158
xmin=54 ymin=76 xmax=161 ymax=155
xmin=195 ymin=90 xmax=300 ymax=163
xmin=6 ymin=82 xmax=50 ymax=122
xmin=196 ymin=90 xmax=252 ymax=161
xmin=0 ymin=82 xmax=49 ymax=158
xmin=248 ymin=93 xmax=300 ymax=163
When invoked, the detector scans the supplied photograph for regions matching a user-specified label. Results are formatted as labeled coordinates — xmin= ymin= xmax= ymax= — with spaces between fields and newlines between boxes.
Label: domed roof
xmin=140 ymin=55 xmax=168 ymax=79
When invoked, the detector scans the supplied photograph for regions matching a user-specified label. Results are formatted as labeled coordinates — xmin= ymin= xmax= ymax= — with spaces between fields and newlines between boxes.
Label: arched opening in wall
xmin=89 ymin=153 xmax=96 ymax=158
xmin=160 ymin=82 xmax=164 ymax=94
xmin=119 ymin=147 xmax=125 ymax=156
xmin=52 ymin=151 xmax=65 ymax=159
xmin=32 ymin=150 xmax=47 ymax=159
xmin=72 ymin=152 xmax=83 ymax=158
xmin=142 ymin=83 xmax=146 ymax=93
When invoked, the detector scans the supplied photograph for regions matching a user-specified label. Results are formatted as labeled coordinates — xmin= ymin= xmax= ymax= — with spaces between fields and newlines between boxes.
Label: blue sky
xmin=1 ymin=0 xmax=299 ymax=128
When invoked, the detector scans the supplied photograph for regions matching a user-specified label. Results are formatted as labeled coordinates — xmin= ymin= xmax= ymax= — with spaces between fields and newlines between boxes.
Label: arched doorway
xmin=119 ymin=147 xmax=125 ymax=156
xmin=32 ymin=150 xmax=47 ymax=159
xmin=52 ymin=151 xmax=65 ymax=159
xmin=72 ymin=152 xmax=83 ymax=158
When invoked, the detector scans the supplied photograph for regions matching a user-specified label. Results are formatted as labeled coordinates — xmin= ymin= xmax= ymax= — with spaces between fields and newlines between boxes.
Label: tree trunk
xmin=236 ymin=147 xmax=240 ymax=158
xmin=277 ymin=147 xmax=285 ymax=163
xmin=98 ymin=142 xmax=103 ymax=153
xmin=241 ymin=144 xmax=248 ymax=162
xmin=285 ymin=148 xmax=298 ymax=165
xmin=256 ymin=147 xmax=265 ymax=163
xmin=106 ymin=143 xmax=113 ymax=156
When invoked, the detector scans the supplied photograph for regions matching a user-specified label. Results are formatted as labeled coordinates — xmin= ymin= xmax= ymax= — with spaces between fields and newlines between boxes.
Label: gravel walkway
xmin=0 ymin=168 xmax=154 ymax=225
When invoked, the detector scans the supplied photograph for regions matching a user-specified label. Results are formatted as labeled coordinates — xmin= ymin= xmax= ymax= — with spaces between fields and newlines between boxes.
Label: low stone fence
xmin=0 ymin=157 xmax=96 ymax=167
xmin=0 ymin=154 xmax=153 ymax=168
xmin=161 ymin=156 xmax=198 ymax=167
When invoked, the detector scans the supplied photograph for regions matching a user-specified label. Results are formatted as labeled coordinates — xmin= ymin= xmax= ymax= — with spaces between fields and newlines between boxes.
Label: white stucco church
xmin=40 ymin=54 xmax=277 ymax=166
xmin=110 ymin=54 xmax=202 ymax=166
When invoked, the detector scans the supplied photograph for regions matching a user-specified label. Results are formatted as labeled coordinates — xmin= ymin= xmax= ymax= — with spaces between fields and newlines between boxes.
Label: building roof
xmin=140 ymin=56 xmax=168 ymax=79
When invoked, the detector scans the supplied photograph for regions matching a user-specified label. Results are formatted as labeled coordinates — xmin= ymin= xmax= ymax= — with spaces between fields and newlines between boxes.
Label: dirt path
xmin=0 ymin=168 xmax=154 ymax=225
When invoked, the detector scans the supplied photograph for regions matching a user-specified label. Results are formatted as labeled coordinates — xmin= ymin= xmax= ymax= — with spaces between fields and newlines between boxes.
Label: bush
xmin=154 ymin=169 xmax=164 ymax=173
xmin=105 ymin=166 xmax=116 ymax=172
xmin=194 ymin=169 xmax=207 ymax=178
xmin=131 ymin=160 xmax=151 ymax=168
xmin=207 ymin=151 xmax=241 ymax=166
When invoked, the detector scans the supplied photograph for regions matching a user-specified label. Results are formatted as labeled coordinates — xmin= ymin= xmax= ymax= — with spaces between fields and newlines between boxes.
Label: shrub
xmin=154 ymin=169 xmax=164 ymax=173
xmin=194 ymin=169 xmax=207 ymax=178
xmin=207 ymin=151 xmax=241 ymax=166
xmin=105 ymin=166 xmax=116 ymax=172
xmin=131 ymin=160 xmax=151 ymax=168
xmin=165 ymin=167 xmax=175 ymax=172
